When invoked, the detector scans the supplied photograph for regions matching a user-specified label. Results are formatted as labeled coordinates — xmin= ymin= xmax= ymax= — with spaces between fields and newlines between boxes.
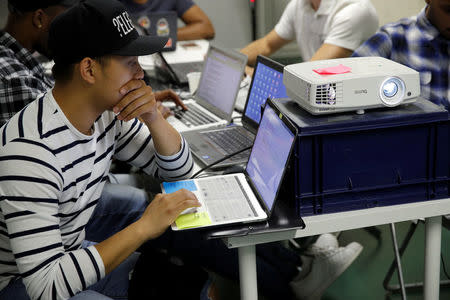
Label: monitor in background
xmin=132 ymin=11 xmax=178 ymax=52
xmin=244 ymin=61 xmax=288 ymax=125
xmin=195 ymin=47 xmax=245 ymax=116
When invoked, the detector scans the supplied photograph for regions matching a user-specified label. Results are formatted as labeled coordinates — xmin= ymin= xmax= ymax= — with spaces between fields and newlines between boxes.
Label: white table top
xmin=223 ymin=197 xmax=450 ymax=248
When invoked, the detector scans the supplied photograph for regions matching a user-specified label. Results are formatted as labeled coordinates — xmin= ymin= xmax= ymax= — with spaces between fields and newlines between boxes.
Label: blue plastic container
xmin=274 ymin=98 xmax=450 ymax=216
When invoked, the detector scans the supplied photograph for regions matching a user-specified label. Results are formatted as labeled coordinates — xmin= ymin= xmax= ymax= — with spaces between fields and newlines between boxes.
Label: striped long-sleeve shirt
xmin=0 ymin=91 xmax=193 ymax=299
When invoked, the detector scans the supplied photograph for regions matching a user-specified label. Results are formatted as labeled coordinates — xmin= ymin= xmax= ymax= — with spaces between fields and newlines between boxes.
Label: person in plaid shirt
xmin=0 ymin=0 xmax=187 ymax=127
xmin=352 ymin=0 xmax=450 ymax=111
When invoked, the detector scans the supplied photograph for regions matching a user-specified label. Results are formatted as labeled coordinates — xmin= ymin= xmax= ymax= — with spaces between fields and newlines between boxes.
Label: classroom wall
xmin=0 ymin=0 xmax=7 ymax=28
xmin=0 ymin=0 xmax=427 ymax=51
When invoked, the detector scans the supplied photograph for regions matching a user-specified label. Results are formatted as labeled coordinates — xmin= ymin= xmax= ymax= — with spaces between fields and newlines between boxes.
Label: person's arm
xmin=94 ymin=189 xmax=200 ymax=274
xmin=178 ymin=5 xmax=215 ymax=41
xmin=115 ymin=80 xmax=181 ymax=156
xmin=310 ymin=43 xmax=354 ymax=61
xmin=113 ymin=80 xmax=193 ymax=180
xmin=241 ymin=30 xmax=291 ymax=67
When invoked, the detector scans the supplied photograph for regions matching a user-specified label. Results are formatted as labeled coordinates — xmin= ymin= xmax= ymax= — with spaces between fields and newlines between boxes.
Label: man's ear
xmin=79 ymin=57 xmax=97 ymax=84
xmin=31 ymin=9 xmax=46 ymax=30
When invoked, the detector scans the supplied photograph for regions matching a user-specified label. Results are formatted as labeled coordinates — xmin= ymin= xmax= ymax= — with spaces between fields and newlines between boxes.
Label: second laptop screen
xmin=245 ymin=62 xmax=287 ymax=124
xmin=196 ymin=48 xmax=244 ymax=115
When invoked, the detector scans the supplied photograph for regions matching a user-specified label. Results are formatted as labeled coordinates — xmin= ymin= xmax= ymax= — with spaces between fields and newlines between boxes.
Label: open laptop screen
xmin=195 ymin=47 xmax=244 ymax=115
xmin=244 ymin=60 xmax=287 ymax=125
xmin=246 ymin=104 xmax=295 ymax=211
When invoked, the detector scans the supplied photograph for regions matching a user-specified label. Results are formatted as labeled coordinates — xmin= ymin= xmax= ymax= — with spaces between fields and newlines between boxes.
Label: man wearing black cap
xmin=0 ymin=0 xmax=198 ymax=299
xmin=0 ymin=0 xmax=187 ymax=127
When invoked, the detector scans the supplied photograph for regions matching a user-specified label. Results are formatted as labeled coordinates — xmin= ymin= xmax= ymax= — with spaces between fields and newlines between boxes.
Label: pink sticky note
xmin=313 ymin=64 xmax=351 ymax=75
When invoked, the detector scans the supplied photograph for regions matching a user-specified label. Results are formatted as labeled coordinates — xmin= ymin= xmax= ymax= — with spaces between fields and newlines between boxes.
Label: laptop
xmin=154 ymin=51 xmax=203 ymax=85
xmin=133 ymin=11 xmax=178 ymax=52
xmin=166 ymin=44 xmax=248 ymax=132
xmin=182 ymin=55 xmax=288 ymax=168
xmin=162 ymin=99 xmax=298 ymax=230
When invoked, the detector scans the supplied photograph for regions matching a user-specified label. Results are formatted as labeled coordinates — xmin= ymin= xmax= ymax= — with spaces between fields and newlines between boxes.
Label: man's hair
xmin=51 ymin=56 xmax=111 ymax=84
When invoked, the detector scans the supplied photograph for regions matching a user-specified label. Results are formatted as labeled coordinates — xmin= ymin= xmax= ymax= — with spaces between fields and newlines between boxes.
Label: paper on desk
xmin=175 ymin=212 xmax=212 ymax=229
xmin=313 ymin=64 xmax=351 ymax=75
xmin=162 ymin=40 xmax=209 ymax=64
xmin=162 ymin=180 xmax=197 ymax=194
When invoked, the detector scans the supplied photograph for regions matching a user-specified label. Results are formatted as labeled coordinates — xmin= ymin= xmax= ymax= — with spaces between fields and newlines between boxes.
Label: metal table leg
xmin=424 ymin=216 xmax=442 ymax=300
xmin=238 ymin=245 xmax=258 ymax=300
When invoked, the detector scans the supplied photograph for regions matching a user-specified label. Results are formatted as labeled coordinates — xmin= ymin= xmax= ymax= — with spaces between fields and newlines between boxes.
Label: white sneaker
xmin=311 ymin=233 xmax=339 ymax=250
xmin=290 ymin=242 xmax=363 ymax=300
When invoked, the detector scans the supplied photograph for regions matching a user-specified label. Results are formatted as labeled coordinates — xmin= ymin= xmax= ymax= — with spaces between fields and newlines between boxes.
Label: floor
xmin=322 ymin=220 xmax=450 ymax=300
xmin=214 ymin=219 xmax=450 ymax=300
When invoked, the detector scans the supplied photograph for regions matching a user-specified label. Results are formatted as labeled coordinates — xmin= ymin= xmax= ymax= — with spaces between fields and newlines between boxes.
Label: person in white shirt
xmin=241 ymin=1 xmax=377 ymax=299
xmin=242 ymin=0 xmax=379 ymax=68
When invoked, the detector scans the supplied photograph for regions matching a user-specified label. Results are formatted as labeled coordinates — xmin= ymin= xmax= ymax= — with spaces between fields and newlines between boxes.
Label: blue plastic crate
xmin=274 ymin=98 xmax=450 ymax=217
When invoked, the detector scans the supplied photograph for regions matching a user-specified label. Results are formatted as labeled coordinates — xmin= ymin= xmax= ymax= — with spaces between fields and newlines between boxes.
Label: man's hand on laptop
xmin=136 ymin=189 xmax=201 ymax=240
xmin=155 ymin=89 xmax=188 ymax=111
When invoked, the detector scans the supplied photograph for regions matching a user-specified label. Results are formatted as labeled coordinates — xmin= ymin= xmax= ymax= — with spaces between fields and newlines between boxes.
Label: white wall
xmin=371 ymin=0 xmax=425 ymax=26
xmin=194 ymin=0 xmax=253 ymax=49
xmin=0 ymin=0 xmax=7 ymax=28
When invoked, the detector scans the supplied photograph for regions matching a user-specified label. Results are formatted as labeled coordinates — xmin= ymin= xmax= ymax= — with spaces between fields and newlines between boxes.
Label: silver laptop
xmin=161 ymin=99 xmax=298 ymax=230
xmin=154 ymin=52 xmax=203 ymax=85
xmin=166 ymin=44 xmax=247 ymax=132
xmin=182 ymin=55 xmax=288 ymax=168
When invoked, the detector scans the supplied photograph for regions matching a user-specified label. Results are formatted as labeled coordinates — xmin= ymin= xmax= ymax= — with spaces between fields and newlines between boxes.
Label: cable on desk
xmin=190 ymin=146 xmax=251 ymax=179
xmin=443 ymin=253 xmax=450 ymax=280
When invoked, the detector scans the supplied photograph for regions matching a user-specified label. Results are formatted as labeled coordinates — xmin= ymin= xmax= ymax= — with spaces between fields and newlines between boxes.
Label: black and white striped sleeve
xmin=0 ymin=140 xmax=105 ymax=300
xmin=114 ymin=118 xmax=193 ymax=180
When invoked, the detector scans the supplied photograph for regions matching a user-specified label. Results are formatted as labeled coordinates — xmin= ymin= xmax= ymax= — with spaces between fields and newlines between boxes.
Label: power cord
xmin=443 ymin=253 xmax=450 ymax=280
xmin=190 ymin=146 xmax=252 ymax=179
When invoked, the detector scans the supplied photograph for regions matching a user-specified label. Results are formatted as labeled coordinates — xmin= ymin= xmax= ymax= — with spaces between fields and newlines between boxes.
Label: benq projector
xmin=283 ymin=57 xmax=420 ymax=115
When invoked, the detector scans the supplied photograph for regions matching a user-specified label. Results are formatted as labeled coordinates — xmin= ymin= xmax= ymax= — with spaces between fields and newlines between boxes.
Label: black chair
xmin=383 ymin=215 xmax=450 ymax=299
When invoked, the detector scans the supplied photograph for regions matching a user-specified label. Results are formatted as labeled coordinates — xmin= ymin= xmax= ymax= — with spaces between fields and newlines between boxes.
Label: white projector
xmin=283 ymin=57 xmax=420 ymax=115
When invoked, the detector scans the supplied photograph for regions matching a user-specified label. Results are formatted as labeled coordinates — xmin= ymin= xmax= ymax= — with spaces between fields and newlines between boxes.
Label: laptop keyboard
xmin=202 ymin=127 xmax=254 ymax=155
xmin=198 ymin=175 xmax=257 ymax=222
xmin=173 ymin=103 xmax=216 ymax=127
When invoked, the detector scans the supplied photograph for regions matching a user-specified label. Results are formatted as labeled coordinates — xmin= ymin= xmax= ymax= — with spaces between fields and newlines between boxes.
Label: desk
xmin=220 ymin=198 xmax=450 ymax=300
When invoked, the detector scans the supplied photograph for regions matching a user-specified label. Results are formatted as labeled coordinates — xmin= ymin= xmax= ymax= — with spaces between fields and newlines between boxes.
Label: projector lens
xmin=379 ymin=77 xmax=406 ymax=106
xmin=383 ymin=81 xmax=398 ymax=97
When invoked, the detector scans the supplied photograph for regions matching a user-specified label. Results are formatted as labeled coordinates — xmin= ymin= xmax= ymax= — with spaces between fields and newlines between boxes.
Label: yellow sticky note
xmin=175 ymin=212 xmax=212 ymax=229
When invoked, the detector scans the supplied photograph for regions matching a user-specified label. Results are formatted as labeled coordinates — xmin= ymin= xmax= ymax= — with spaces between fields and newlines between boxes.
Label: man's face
xmin=426 ymin=0 xmax=450 ymax=40
xmin=94 ymin=55 xmax=145 ymax=111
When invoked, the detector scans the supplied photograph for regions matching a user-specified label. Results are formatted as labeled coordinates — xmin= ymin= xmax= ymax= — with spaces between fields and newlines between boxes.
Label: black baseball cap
xmin=48 ymin=0 xmax=168 ymax=64
xmin=8 ymin=0 xmax=79 ymax=12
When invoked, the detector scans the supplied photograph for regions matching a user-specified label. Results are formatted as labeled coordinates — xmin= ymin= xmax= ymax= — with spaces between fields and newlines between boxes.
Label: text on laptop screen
xmin=246 ymin=105 xmax=294 ymax=210
xmin=195 ymin=48 xmax=243 ymax=114
xmin=244 ymin=63 xmax=288 ymax=124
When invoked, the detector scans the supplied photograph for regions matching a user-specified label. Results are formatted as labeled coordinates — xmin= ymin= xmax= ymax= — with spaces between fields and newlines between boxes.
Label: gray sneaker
xmin=290 ymin=241 xmax=363 ymax=300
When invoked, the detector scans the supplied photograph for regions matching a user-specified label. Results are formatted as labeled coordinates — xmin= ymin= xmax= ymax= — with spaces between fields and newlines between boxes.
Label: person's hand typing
xmin=155 ymin=89 xmax=188 ymax=111
xmin=136 ymin=189 xmax=201 ymax=240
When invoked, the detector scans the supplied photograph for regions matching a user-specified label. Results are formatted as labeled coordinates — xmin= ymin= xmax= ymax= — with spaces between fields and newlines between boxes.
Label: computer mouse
xmin=222 ymin=164 xmax=246 ymax=175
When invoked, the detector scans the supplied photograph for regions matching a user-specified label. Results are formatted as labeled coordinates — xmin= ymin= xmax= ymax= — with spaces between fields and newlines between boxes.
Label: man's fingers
xmin=119 ymin=79 xmax=145 ymax=95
